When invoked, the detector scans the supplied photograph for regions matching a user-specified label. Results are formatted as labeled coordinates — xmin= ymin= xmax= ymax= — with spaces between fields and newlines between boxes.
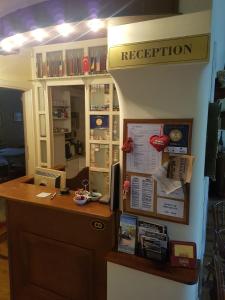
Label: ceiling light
xmin=87 ymin=19 xmax=104 ymax=32
xmin=1 ymin=38 xmax=14 ymax=52
xmin=31 ymin=28 xmax=48 ymax=42
xmin=11 ymin=33 xmax=27 ymax=47
xmin=56 ymin=23 xmax=74 ymax=37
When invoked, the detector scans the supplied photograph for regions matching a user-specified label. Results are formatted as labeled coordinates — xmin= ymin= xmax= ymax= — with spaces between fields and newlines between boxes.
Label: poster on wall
xmin=157 ymin=197 xmax=184 ymax=219
xmin=130 ymin=175 xmax=154 ymax=212
xmin=126 ymin=123 xmax=162 ymax=174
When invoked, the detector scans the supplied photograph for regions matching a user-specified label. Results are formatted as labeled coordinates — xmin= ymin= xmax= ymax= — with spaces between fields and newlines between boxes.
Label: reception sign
xmin=108 ymin=34 xmax=209 ymax=70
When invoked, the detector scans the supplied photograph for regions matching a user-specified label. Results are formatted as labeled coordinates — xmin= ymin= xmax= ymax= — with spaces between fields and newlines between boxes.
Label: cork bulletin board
xmin=123 ymin=119 xmax=193 ymax=224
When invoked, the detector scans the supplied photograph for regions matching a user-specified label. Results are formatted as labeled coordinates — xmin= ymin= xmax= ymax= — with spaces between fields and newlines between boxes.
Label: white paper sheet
xmin=157 ymin=184 xmax=185 ymax=200
xmin=36 ymin=192 xmax=51 ymax=198
xmin=157 ymin=197 xmax=184 ymax=218
xmin=152 ymin=164 xmax=182 ymax=194
xmin=126 ymin=124 xmax=162 ymax=174
xmin=130 ymin=175 xmax=154 ymax=212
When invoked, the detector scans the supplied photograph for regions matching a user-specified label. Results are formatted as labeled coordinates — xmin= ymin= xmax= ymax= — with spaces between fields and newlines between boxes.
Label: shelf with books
xmin=66 ymin=48 xmax=84 ymax=76
xmin=33 ymin=40 xmax=108 ymax=80
xmin=46 ymin=50 xmax=64 ymax=77
xmin=88 ymin=45 xmax=107 ymax=74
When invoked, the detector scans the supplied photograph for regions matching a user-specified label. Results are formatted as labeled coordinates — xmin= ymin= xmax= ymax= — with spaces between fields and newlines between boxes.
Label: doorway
xmin=0 ymin=88 xmax=26 ymax=182
xmin=50 ymin=85 xmax=86 ymax=179
xmin=0 ymin=87 xmax=27 ymax=300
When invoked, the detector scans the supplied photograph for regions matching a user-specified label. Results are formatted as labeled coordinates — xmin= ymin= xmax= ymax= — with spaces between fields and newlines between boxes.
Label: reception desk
xmin=0 ymin=176 xmax=115 ymax=300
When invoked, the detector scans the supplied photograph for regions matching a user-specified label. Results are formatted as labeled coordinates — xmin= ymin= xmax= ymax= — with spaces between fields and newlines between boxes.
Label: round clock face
xmin=96 ymin=118 xmax=103 ymax=126
xmin=169 ymin=129 xmax=183 ymax=142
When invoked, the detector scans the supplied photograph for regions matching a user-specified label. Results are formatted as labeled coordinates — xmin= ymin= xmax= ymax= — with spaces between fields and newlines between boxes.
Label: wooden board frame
xmin=122 ymin=119 xmax=193 ymax=224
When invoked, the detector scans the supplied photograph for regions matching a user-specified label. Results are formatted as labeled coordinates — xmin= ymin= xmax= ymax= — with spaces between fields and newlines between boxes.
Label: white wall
xmin=107 ymin=10 xmax=212 ymax=300
xmin=108 ymin=263 xmax=197 ymax=300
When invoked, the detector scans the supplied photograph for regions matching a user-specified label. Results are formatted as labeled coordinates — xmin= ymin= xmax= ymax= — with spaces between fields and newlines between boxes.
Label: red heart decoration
xmin=149 ymin=135 xmax=170 ymax=152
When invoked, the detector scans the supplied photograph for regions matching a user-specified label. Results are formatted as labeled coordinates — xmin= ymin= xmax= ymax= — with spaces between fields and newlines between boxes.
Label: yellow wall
xmin=0 ymin=48 xmax=32 ymax=91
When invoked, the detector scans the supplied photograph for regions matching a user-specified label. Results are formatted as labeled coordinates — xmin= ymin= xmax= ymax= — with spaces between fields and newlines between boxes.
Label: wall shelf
xmin=106 ymin=251 xmax=200 ymax=285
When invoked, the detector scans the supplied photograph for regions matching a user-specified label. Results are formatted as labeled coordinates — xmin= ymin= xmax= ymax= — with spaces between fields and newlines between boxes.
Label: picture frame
xmin=170 ymin=240 xmax=197 ymax=269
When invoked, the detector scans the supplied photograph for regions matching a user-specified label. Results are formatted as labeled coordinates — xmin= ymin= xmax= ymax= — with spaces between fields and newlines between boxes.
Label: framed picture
xmin=170 ymin=240 xmax=197 ymax=268
xmin=13 ymin=112 xmax=23 ymax=122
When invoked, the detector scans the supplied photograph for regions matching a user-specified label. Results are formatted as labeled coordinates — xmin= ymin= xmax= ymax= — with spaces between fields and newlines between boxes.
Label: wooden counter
xmin=0 ymin=176 xmax=112 ymax=219
xmin=0 ymin=176 xmax=115 ymax=300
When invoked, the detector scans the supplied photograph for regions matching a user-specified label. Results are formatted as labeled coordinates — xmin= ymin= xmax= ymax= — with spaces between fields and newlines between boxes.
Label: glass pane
xmin=36 ymin=53 xmax=43 ymax=78
xmin=89 ymin=171 xmax=109 ymax=195
xmin=112 ymin=145 xmax=120 ymax=164
xmin=90 ymin=84 xmax=110 ymax=111
xmin=88 ymin=45 xmax=107 ymax=74
xmin=46 ymin=51 xmax=63 ymax=77
xmin=38 ymin=87 xmax=45 ymax=111
xmin=113 ymin=85 xmax=119 ymax=111
xmin=40 ymin=140 xmax=47 ymax=163
xmin=112 ymin=115 xmax=120 ymax=141
xmin=39 ymin=114 xmax=46 ymax=137
xmin=66 ymin=48 xmax=84 ymax=76
xmin=90 ymin=115 xmax=109 ymax=140
xmin=90 ymin=143 xmax=109 ymax=168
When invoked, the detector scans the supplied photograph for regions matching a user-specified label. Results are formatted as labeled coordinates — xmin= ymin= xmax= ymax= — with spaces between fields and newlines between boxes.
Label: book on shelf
xmin=118 ymin=214 xmax=137 ymax=255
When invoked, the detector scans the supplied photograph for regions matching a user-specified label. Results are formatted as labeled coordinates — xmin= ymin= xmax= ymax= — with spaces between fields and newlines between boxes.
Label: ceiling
xmin=0 ymin=0 xmax=47 ymax=18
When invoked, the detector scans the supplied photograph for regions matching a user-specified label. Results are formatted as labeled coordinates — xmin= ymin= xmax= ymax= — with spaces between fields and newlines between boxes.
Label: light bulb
xmin=1 ymin=38 xmax=14 ymax=52
xmin=87 ymin=19 xmax=104 ymax=32
xmin=31 ymin=28 xmax=48 ymax=42
xmin=56 ymin=23 xmax=74 ymax=37
xmin=11 ymin=33 xmax=27 ymax=47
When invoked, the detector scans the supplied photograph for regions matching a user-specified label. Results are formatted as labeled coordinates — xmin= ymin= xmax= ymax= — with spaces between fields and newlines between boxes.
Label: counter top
xmin=0 ymin=176 xmax=112 ymax=219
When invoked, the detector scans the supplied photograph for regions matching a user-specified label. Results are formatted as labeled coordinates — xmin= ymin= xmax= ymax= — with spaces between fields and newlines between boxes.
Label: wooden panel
xmin=19 ymin=232 xmax=93 ymax=300
xmin=6 ymin=200 xmax=115 ymax=300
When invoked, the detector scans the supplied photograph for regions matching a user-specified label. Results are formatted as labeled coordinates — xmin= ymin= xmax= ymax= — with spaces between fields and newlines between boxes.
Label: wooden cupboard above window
xmin=32 ymin=38 xmax=108 ymax=79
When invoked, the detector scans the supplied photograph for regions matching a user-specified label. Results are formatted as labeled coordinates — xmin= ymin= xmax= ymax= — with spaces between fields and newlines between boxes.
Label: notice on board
xmin=157 ymin=197 xmax=184 ymax=219
xmin=130 ymin=175 xmax=154 ymax=212
xmin=126 ymin=123 xmax=162 ymax=174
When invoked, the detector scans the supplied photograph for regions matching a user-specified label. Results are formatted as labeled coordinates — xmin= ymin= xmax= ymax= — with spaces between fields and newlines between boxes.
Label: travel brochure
xmin=118 ymin=214 xmax=137 ymax=254
xmin=118 ymin=214 xmax=169 ymax=261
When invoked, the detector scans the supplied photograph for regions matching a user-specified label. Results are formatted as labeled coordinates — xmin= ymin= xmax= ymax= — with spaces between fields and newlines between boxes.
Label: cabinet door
xmin=34 ymin=84 xmax=53 ymax=167
xmin=18 ymin=232 xmax=94 ymax=300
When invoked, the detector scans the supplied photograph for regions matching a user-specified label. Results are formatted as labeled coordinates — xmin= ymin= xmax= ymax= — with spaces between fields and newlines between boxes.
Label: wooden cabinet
xmin=32 ymin=38 xmax=120 ymax=194
xmin=32 ymin=38 xmax=107 ymax=79
xmin=5 ymin=183 xmax=115 ymax=300
xmin=87 ymin=81 xmax=120 ymax=196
